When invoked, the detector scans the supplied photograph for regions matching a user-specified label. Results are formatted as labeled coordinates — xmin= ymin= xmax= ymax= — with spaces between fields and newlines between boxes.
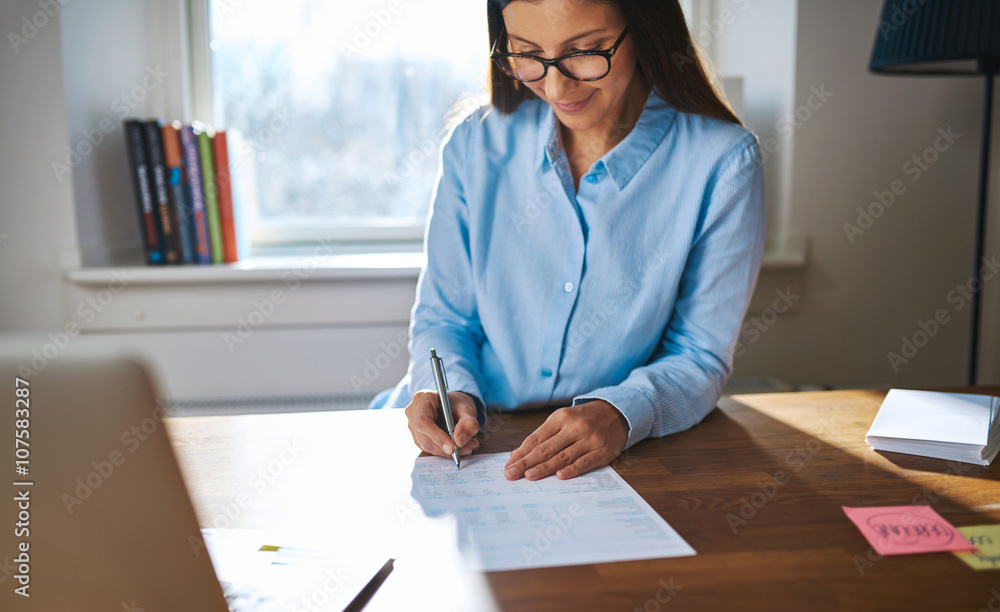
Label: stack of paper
xmin=866 ymin=389 xmax=1000 ymax=466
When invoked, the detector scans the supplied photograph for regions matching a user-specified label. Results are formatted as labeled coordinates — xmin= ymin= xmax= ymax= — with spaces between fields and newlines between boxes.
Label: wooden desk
xmin=166 ymin=390 xmax=1000 ymax=611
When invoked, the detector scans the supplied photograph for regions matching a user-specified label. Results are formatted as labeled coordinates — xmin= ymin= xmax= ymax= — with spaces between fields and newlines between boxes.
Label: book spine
xmin=142 ymin=120 xmax=179 ymax=264
xmin=123 ymin=119 xmax=164 ymax=264
xmin=169 ymin=174 xmax=194 ymax=263
xmin=161 ymin=122 xmax=195 ymax=264
xmin=179 ymin=125 xmax=213 ymax=265
xmin=212 ymin=130 xmax=239 ymax=263
xmin=226 ymin=130 xmax=253 ymax=261
xmin=197 ymin=129 xmax=225 ymax=264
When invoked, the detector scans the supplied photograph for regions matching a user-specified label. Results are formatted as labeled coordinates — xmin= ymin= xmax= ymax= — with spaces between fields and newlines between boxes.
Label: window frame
xmin=187 ymin=0 xmax=753 ymax=252
xmin=188 ymin=0 xmax=435 ymax=250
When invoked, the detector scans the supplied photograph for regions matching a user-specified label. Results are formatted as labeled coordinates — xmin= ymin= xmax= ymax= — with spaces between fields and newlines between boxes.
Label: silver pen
xmin=429 ymin=348 xmax=460 ymax=469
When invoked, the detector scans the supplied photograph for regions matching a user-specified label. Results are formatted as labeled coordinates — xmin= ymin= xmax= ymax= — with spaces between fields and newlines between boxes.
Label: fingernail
xmin=505 ymin=467 xmax=519 ymax=479
xmin=556 ymin=470 xmax=566 ymax=479
xmin=456 ymin=434 xmax=466 ymax=447
xmin=442 ymin=443 xmax=452 ymax=454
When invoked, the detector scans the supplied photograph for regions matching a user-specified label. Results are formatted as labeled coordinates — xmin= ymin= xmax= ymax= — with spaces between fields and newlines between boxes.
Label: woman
xmin=374 ymin=0 xmax=765 ymax=482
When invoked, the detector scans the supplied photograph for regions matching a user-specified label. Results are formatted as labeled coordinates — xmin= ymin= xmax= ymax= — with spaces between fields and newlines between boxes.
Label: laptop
xmin=0 ymin=345 xmax=390 ymax=611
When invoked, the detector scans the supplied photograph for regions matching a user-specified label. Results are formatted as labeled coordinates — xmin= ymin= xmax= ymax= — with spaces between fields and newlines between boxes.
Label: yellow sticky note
xmin=955 ymin=525 xmax=1000 ymax=570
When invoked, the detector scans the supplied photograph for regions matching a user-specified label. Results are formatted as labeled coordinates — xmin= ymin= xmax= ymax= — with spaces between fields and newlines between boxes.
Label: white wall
xmin=61 ymin=0 xmax=151 ymax=265
xmin=731 ymin=0 xmax=999 ymax=388
xmin=0 ymin=1 xmax=78 ymax=332
xmin=59 ymin=0 xmax=193 ymax=266
xmin=701 ymin=0 xmax=799 ymax=243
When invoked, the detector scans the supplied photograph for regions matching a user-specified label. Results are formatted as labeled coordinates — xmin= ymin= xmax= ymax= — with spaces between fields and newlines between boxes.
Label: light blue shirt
xmin=376 ymin=90 xmax=766 ymax=450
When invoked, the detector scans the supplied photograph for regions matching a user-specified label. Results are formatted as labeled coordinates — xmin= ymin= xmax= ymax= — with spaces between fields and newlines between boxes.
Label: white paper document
xmin=866 ymin=389 xmax=1000 ymax=465
xmin=409 ymin=452 xmax=695 ymax=571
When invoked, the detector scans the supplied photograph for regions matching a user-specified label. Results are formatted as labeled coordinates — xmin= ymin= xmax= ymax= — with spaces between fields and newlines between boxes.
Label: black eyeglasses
xmin=491 ymin=27 xmax=629 ymax=83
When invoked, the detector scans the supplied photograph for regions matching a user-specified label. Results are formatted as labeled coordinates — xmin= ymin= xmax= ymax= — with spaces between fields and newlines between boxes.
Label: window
xmin=204 ymin=0 xmax=488 ymax=245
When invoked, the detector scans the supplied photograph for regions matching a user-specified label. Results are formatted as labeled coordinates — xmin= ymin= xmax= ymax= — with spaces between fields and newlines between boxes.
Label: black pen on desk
xmin=430 ymin=348 xmax=460 ymax=469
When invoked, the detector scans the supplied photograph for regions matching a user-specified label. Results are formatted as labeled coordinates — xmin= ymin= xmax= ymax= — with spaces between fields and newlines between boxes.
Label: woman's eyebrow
xmin=507 ymin=28 xmax=610 ymax=47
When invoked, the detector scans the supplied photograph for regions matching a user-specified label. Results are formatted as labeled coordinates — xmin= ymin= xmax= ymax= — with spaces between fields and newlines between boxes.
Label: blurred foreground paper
xmin=203 ymin=528 xmax=391 ymax=611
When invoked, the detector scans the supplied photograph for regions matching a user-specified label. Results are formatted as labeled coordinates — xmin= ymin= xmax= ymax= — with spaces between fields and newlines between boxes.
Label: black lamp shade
xmin=870 ymin=0 xmax=1000 ymax=75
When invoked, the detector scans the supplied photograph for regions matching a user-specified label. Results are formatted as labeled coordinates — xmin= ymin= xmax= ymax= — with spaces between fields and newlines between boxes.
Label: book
xmin=225 ymin=130 xmax=254 ymax=261
xmin=866 ymin=389 xmax=1000 ymax=466
xmin=162 ymin=122 xmax=196 ymax=264
xmin=212 ymin=130 xmax=240 ymax=263
xmin=123 ymin=119 xmax=164 ymax=264
xmin=179 ymin=124 xmax=213 ymax=264
xmin=142 ymin=120 xmax=180 ymax=264
xmin=197 ymin=125 xmax=225 ymax=264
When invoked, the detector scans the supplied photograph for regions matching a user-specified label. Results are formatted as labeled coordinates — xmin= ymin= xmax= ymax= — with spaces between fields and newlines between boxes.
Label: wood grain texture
xmin=166 ymin=389 xmax=1000 ymax=612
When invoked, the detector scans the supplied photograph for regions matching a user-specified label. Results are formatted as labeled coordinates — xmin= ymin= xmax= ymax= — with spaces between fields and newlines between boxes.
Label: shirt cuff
xmin=449 ymin=384 xmax=486 ymax=428
xmin=573 ymin=386 xmax=655 ymax=450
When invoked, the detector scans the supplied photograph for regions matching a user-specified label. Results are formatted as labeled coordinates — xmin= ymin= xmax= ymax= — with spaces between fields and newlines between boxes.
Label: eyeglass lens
xmin=497 ymin=54 xmax=610 ymax=81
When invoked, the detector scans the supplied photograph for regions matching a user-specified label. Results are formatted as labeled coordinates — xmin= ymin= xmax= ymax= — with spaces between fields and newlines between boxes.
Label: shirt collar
xmin=536 ymin=101 xmax=559 ymax=171
xmin=534 ymin=90 xmax=677 ymax=190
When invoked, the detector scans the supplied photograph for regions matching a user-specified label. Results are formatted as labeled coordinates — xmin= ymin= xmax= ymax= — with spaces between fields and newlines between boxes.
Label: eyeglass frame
xmin=490 ymin=27 xmax=630 ymax=83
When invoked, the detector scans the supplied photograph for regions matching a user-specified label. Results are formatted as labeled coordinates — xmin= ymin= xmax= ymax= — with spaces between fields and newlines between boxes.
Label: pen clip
xmin=430 ymin=348 xmax=449 ymax=391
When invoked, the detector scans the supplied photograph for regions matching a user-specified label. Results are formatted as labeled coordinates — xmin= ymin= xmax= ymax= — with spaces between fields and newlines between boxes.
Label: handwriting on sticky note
xmin=842 ymin=505 xmax=975 ymax=556
xmin=955 ymin=525 xmax=1000 ymax=570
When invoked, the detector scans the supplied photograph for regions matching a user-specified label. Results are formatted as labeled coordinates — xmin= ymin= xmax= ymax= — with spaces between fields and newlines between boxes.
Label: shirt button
xmin=541 ymin=368 xmax=553 ymax=378
xmin=563 ymin=281 xmax=574 ymax=293
xmin=586 ymin=174 xmax=599 ymax=184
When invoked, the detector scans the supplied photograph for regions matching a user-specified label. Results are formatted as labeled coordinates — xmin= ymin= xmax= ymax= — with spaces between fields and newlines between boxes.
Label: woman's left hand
xmin=503 ymin=400 xmax=629 ymax=481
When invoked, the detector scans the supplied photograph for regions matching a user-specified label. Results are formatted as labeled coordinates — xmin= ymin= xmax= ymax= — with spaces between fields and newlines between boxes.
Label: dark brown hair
xmin=487 ymin=0 xmax=742 ymax=125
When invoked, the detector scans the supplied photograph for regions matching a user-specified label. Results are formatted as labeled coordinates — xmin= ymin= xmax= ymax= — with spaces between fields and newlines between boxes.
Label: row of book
xmin=124 ymin=119 xmax=250 ymax=265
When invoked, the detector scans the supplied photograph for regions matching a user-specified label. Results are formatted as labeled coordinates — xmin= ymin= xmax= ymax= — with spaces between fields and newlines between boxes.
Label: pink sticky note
xmin=842 ymin=505 xmax=975 ymax=556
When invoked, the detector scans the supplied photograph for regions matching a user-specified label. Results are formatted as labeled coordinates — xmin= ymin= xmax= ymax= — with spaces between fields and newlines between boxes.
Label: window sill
xmin=61 ymin=237 xmax=806 ymax=331
xmin=64 ymin=235 xmax=807 ymax=287
xmin=61 ymin=251 xmax=426 ymax=331
xmin=63 ymin=251 xmax=427 ymax=286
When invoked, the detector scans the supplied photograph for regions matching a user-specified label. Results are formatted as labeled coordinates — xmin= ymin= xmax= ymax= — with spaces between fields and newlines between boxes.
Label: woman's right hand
xmin=404 ymin=390 xmax=480 ymax=457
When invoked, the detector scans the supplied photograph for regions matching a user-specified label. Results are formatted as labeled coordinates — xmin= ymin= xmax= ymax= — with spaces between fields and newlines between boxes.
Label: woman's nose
xmin=543 ymin=65 xmax=574 ymax=102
